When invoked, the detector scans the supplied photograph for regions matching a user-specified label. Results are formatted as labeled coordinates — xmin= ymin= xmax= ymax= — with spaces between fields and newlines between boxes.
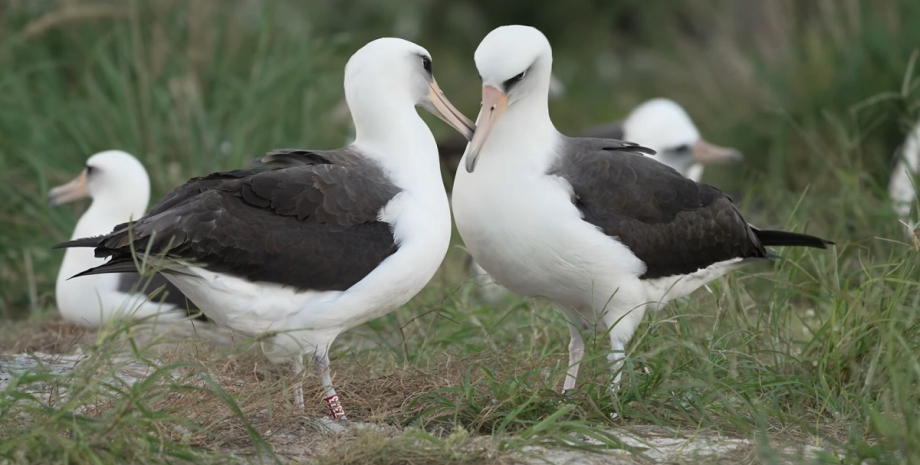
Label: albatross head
xmin=623 ymin=98 xmax=742 ymax=178
xmin=344 ymin=38 xmax=474 ymax=142
xmin=465 ymin=25 xmax=554 ymax=172
xmin=48 ymin=150 xmax=151 ymax=208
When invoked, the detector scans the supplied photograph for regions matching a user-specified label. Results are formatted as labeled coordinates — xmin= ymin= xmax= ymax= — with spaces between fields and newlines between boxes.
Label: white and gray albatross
xmin=469 ymin=97 xmax=744 ymax=304
xmin=56 ymin=38 xmax=474 ymax=419
xmin=451 ymin=26 xmax=833 ymax=393
xmin=49 ymin=150 xmax=197 ymax=328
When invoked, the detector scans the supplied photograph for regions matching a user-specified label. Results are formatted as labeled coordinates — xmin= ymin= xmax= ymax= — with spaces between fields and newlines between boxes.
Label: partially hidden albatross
xmin=50 ymin=150 xmax=197 ymax=328
xmin=889 ymin=118 xmax=920 ymax=232
xmin=581 ymin=98 xmax=743 ymax=182
xmin=451 ymin=25 xmax=833 ymax=394
xmin=56 ymin=38 xmax=474 ymax=419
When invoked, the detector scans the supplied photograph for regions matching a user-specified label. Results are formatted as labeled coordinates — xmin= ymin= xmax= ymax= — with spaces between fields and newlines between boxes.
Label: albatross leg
xmin=562 ymin=321 xmax=585 ymax=394
xmin=315 ymin=352 xmax=347 ymax=420
xmin=601 ymin=299 xmax=647 ymax=392
xmin=607 ymin=339 xmax=626 ymax=388
xmin=291 ymin=356 xmax=305 ymax=412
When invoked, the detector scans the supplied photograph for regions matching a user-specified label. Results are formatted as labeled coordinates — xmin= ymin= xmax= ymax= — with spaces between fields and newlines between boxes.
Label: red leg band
xmin=324 ymin=394 xmax=346 ymax=420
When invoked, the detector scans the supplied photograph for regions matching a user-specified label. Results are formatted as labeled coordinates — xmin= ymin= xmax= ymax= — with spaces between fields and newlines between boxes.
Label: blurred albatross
xmin=56 ymin=38 xmax=474 ymax=419
xmin=889 ymin=118 xmax=920 ymax=232
xmin=582 ymin=98 xmax=742 ymax=182
xmin=451 ymin=25 xmax=832 ymax=394
xmin=50 ymin=150 xmax=196 ymax=328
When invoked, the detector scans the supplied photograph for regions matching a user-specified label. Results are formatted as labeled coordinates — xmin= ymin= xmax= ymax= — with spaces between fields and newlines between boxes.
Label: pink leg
xmin=315 ymin=353 xmax=347 ymax=420
xmin=562 ymin=321 xmax=585 ymax=394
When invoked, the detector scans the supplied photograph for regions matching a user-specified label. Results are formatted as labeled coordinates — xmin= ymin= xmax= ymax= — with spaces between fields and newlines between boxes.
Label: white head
xmin=48 ymin=150 xmax=151 ymax=210
xmin=465 ymin=26 xmax=556 ymax=172
xmin=623 ymin=98 xmax=742 ymax=176
xmin=343 ymin=38 xmax=473 ymax=144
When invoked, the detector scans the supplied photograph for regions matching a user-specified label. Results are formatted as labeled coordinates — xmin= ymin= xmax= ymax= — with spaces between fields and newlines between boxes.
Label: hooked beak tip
xmin=465 ymin=156 xmax=478 ymax=173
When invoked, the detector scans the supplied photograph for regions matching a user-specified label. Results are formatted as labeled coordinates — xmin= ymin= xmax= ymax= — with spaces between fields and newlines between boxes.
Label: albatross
xmin=581 ymin=98 xmax=743 ymax=182
xmin=469 ymin=97 xmax=744 ymax=303
xmin=49 ymin=150 xmax=196 ymax=327
xmin=56 ymin=38 xmax=474 ymax=419
xmin=889 ymin=118 xmax=920 ymax=232
xmin=451 ymin=25 xmax=832 ymax=393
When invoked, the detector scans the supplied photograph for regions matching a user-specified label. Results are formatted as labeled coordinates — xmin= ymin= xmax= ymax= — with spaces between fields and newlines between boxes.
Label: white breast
xmin=452 ymin=159 xmax=646 ymax=310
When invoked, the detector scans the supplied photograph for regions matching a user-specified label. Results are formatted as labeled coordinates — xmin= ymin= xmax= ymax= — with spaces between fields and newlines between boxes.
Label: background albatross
xmin=451 ymin=25 xmax=833 ymax=395
xmin=581 ymin=98 xmax=743 ymax=182
xmin=50 ymin=150 xmax=196 ymax=328
xmin=889 ymin=118 xmax=920 ymax=233
xmin=56 ymin=38 xmax=473 ymax=420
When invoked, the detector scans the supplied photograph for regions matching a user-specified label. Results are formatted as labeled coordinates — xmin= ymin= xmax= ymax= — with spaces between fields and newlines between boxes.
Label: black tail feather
xmin=69 ymin=257 xmax=140 ymax=279
xmin=53 ymin=235 xmax=107 ymax=250
xmin=69 ymin=256 xmax=197 ymax=280
xmin=754 ymin=229 xmax=834 ymax=249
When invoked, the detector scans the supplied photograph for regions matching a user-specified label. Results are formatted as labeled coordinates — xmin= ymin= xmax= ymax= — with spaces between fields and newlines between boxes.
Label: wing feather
xmin=552 ymin=137 xmax=766 ymax=279
xmin=63 ymin=148 xmax=401 ymax=291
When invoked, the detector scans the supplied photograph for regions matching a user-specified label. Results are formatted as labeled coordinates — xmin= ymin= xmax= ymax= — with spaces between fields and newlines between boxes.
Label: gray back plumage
xmin=72 ymin=147 xmax=402 ymax=291
xmin=550 ymin=137 xmax=766 ymax=279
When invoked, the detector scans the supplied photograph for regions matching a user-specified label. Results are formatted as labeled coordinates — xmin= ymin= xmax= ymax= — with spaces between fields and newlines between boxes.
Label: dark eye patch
xmin=421 ymin=56 xmax=432 ymax=74
xmin=503 ymin=70 xmax=527 ymax=90
xmin=86 ymin=165 xmax=96 ymax=175
xmin=671 ymin=144 xmax=691 ymax=153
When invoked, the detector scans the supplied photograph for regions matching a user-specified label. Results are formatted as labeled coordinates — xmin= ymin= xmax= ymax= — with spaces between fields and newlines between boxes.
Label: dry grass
xmin=0 ymin=316 xmax=93 ymax=353
xmin=0 ymin=302 xmax=903 ymax=464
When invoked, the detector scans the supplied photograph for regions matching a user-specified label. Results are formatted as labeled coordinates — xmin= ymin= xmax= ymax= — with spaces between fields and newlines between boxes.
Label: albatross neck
xmin=350 ymin=96 xmax=444 ymax=195
xmin=482 ymin=92 xmax=560 ymax=172
xmin=74 ymin=192 xmax=149 ymax=240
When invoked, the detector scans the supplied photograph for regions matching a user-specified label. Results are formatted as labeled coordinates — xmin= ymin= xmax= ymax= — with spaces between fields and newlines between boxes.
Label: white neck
xmin=351 ymin=96 xmax=445 ymax=196
xmin=478 ymin=93 xmax=561 ymax=173
xmin=72 ymin=190 xmax=148 ymax=239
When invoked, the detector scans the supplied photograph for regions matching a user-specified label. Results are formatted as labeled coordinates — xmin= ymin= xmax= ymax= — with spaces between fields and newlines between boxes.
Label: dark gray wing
xmin=578 ymin=121 xmax=626 ymax=140
xmin=551 ymin=137 xmax=767 ymax=279
xmin=64 ymin=148 xmax=401 ymax=291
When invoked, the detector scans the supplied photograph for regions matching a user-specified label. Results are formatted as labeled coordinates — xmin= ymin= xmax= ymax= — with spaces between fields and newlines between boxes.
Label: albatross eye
xmin=672 ymin=144 xmax=691 ymax=153
xmin=421 ymin=56 xmax=432 ymax=74
xmin=86 ymin=165 xmax=96 ymax=176
xmin=503 ymin=70 xmax=527 ymax=90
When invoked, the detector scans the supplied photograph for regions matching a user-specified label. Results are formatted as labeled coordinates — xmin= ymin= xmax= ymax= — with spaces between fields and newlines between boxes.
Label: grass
xmin=1 ymin=0 xmax=920 ymax=463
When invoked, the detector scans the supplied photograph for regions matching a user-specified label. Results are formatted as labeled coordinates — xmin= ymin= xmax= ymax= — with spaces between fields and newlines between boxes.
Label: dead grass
xmin=0 ymin=312 xmax=881 ymax=464
xmin=0 ymin=315 xmax=93 ymax=353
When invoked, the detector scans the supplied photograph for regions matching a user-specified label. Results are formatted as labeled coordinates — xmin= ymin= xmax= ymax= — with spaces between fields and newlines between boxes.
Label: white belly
xmin=164 ymin=269 xmax=339 ymax=336
xmin=452 ymin=169 xmax=647 ymax=312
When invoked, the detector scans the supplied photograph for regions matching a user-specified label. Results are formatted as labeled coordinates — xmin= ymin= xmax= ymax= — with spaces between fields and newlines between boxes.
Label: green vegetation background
xmin=1 ymin=1 xmax=920 ymax=463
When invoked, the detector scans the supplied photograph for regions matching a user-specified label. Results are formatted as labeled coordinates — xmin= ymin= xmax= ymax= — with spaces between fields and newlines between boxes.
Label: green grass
xmin=2 ymin=1 xmax=920 ymax=463
xmin=0 ymin=320 xmax=275 ymax=464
